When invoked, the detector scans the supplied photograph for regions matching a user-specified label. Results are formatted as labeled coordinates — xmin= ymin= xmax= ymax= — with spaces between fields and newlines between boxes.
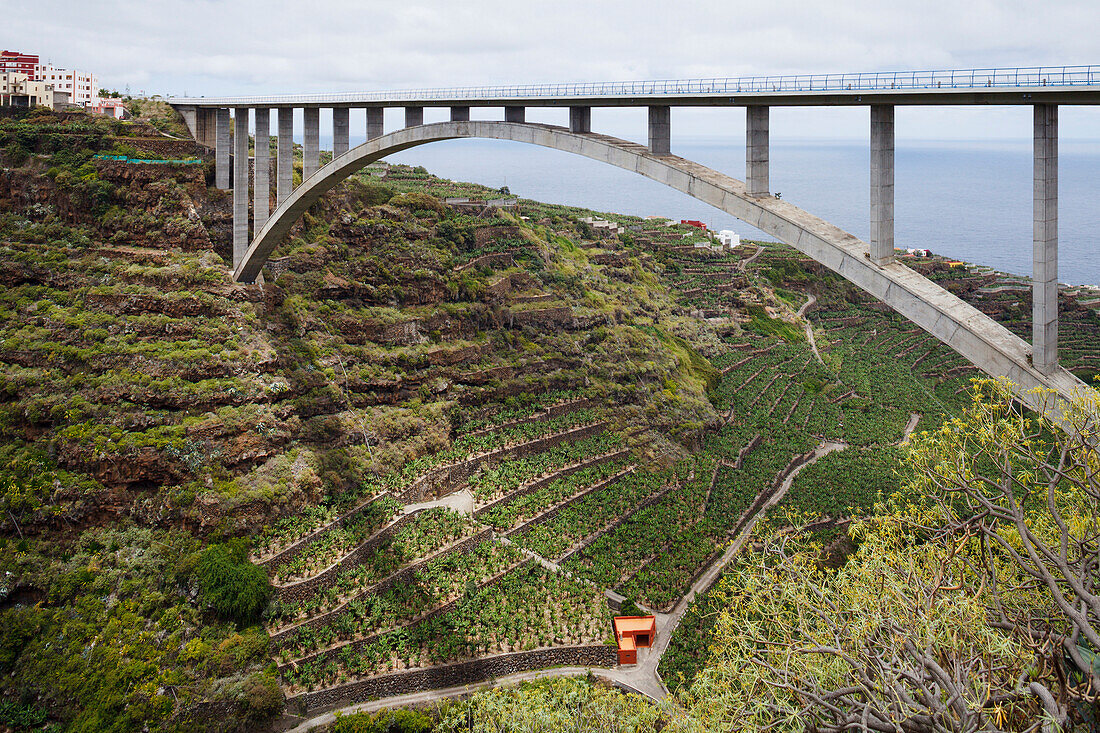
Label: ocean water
xmin=374 ymin=137 xmax=1100 ymax=286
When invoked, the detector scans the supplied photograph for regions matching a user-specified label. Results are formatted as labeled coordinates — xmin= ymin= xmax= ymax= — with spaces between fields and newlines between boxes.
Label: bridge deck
xmin=169 ymin=66 xmax=1100 ymax=108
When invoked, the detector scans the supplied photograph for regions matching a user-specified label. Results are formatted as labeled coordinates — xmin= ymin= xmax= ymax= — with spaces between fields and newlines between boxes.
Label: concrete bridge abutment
xmin=450 ymin=106 xmax=470 ymax=122
xmin=505 ymin=106 xmax=526 ymax=123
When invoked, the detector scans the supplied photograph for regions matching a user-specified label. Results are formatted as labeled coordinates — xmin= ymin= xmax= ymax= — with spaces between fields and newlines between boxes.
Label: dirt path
xmin=900 ymin=412 xmax=922 ymax=442
xmin=796 ymin=292 xmax=817 ymax=318
xmin=741 ymin=244 xmax=765 ymax=270
xmin=401 ymin=489 xmax=474 ymax=516
xmin=794 ymin=294 xmax=824 ymax=365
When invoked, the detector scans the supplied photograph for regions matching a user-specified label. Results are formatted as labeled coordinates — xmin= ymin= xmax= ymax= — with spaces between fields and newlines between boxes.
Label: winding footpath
xmin=796 ymin=294 xmax=824 ymax=365
xmin=285 ymin=440 xmax=849 ymax=730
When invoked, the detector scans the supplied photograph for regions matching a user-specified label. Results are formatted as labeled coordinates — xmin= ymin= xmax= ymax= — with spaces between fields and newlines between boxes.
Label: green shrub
xmin=194 ymin=541 xmax=271 ymax=625
xmin=239 ymin=672 xmax=284 ymax=721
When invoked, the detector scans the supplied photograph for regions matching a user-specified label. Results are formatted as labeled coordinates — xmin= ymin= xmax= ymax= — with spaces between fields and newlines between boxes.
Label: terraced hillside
xmin=3 ymin=109 xmax=1098 ymax=732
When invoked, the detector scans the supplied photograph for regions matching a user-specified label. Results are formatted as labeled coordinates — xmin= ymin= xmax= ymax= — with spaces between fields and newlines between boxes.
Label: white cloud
xmin=4 ymin=0 xmax=1099 ymax=137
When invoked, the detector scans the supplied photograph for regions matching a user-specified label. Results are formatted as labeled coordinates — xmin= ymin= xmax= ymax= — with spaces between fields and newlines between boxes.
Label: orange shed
xmin=613 ymin=615 xmax=657 ymax=665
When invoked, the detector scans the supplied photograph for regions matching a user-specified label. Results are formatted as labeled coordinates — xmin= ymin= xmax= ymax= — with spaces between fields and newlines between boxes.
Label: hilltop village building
xmin=0 ymin=50 xmax=38 ymax=77
xmin=35 ymin=64 xmax=97 ymax=107
xmin=0 ymin=50 xmax=101 ymax=110
xmin=0 ymin=73 xmax=69 ymax=109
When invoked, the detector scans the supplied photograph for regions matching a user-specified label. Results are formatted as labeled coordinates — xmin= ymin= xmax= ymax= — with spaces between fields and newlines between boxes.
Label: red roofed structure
xmin=613 ymin=615 xmax=656 ymax=665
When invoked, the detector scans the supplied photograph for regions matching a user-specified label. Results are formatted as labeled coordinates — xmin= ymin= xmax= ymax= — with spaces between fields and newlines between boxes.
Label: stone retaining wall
xmin=260 ymin=493 xmax=396 ymax=571
xmin=281 ymin=552 xmax=527 ymax=671
xmin=504 ymin=465 xmax=637 ymax=539
xmin=287 ymin=644 xmax=618 ymax=715
xmin=273 ymin=529 xmax=494 ymax=646
xmin=398 ymin=422 xmax=607 ymax=503
xmin=508 ymin=306 xmax=574 ymax=329
xmin=462 ymin=398 xmax=595 ymax=441
xmin=473 ymin=448 xmax=629 ymax=521
xmin=273 ymin=512 xmax=419 ymax=604
xmin=454 ymin=252 xmax=514 ymax=272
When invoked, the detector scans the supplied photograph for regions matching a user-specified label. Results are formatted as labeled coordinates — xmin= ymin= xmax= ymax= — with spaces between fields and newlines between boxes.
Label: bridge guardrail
xmin=169 ymin=65 xmax=1100 ymax=105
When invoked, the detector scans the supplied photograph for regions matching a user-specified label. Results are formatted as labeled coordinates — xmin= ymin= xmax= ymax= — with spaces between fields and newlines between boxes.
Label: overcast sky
xmin=7 ymin=0 xmax=1100 ymax=139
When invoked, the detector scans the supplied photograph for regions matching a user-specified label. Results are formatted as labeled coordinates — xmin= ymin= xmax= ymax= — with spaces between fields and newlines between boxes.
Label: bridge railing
xmin=171 ymin=66 xmax=1100 ymax=105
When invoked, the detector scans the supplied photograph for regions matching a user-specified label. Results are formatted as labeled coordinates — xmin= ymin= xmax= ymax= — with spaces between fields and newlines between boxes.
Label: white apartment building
xmin=34 ymin=64 xmax=97 ymax=106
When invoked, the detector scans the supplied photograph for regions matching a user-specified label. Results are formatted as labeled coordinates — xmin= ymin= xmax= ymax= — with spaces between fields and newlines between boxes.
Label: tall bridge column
xmin=367 ymin=108 xmax=383 ymax=140
xmin=215 ymin=108 xmax=230 ymax=189
xmin=450 ymin=106 xmax=470 ymax=122
xmin=570 ymin=106 xmax=591 ymax=133
xmin=303 ymin=108 xmax=320 ymax=179
xmin=505 ymin=106 xmax=525 ymax=123
xmin=648 ymin=106 xmax=670 ymax=155
xmin=277 ymin=109 xmax=293 ymax=206
xmin=1033 ymin=103 xmax=1059 ymax=374
xmin=254 ymin=108 xmax=270 ymax=232
xmin=405 ymin=106 xmax=424 ymax=127
xmin=233 ymin=108 xmax=250 ymax=268
xmin=746 ymin=106 xmax=769 ymax=196
xmin=870 ymin=105 xmax=895 ymax=266
xmin=332 ymin=108 xmax=350 ymax=159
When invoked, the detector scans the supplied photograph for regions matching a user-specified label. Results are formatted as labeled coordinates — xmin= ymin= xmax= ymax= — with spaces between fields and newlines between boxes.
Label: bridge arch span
xmin=235 ymin=120 xmax=1087 ymax=409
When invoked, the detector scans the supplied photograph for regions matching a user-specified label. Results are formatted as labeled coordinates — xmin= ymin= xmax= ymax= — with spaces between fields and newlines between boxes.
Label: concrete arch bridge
xmin=171 ymin=68 xmax=1100 ymax=412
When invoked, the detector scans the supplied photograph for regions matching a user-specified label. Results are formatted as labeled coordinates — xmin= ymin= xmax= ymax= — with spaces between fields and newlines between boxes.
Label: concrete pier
xmin=870 ymin=104 xmax=895 ymax=266
xmin=215 ymin=108 xmax=230 ymax=189
xmin=405 ymin=106 xmax=424 ymax=127
xmin=254 ymin=108 xmax=270 ymax=232
xmin=746 ymin=106 xmax=769 ymax=197
xmin=277 ymin=109 xmax=293 ymax=206
xmin=570 ymin=107 xmax=591 ymax=133
xmin=333 ymin=108 xmax=349 ymax=159
xmin=233 ymin=108 xmax=250 ymax=267
xmin=197 ymin=108 xmax=218 ymax=148
xmin=303 ymin=108 xmax=320 ymax=179
xmin=505 ymin=106 xmax=525 ymax=123
xmin=367 ymin=108 xmax=383 ymax=140
xmin=648 ymin=106 xmax=670 ymax=155
xmin=450 ymin=106 xmax=470 ymax=122
xmin=1033 ymin=103 xmax=1059 ymax=373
